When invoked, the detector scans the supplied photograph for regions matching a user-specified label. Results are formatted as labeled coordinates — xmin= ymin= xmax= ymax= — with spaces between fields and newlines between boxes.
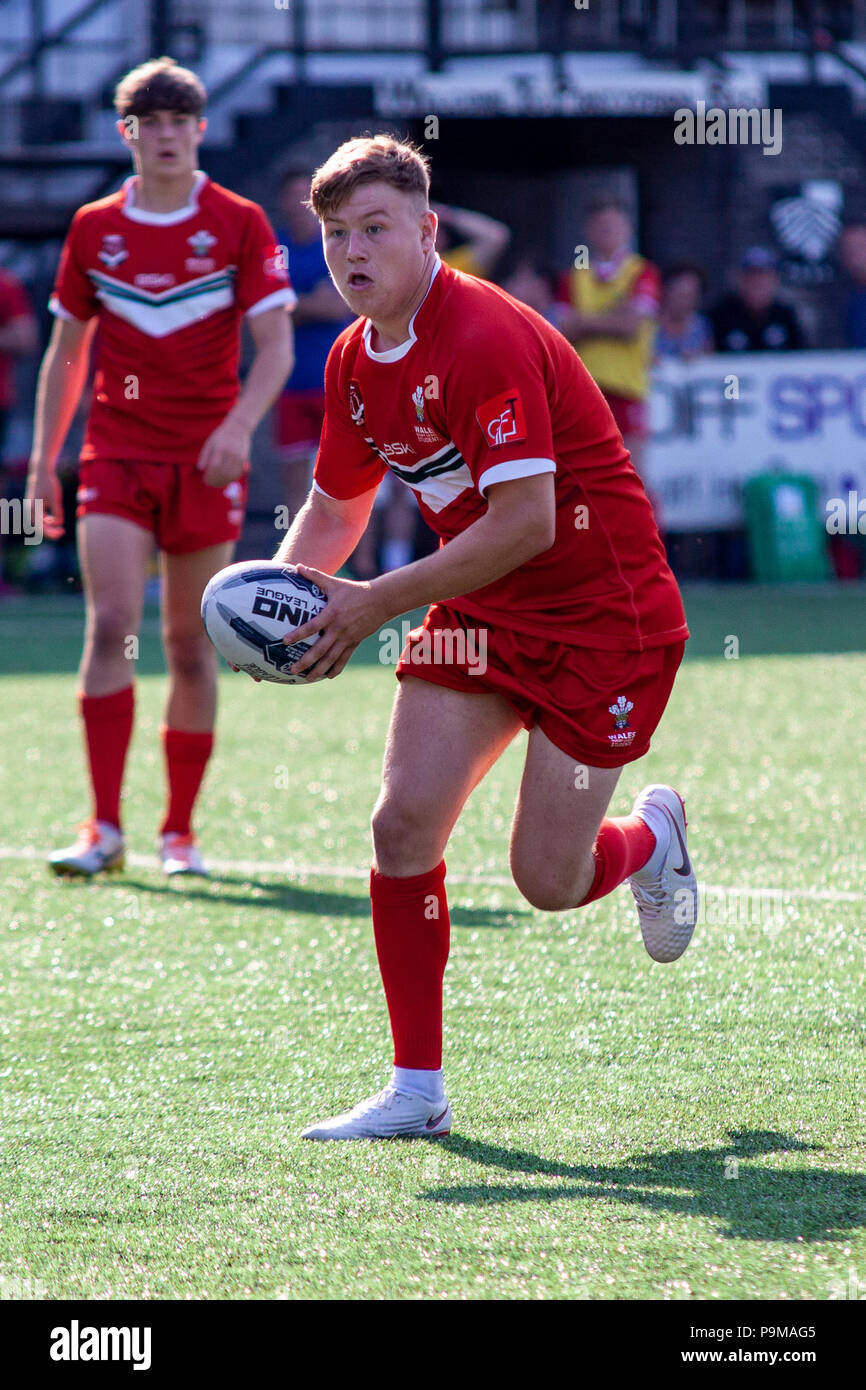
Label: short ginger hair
xmin=114 ymin=56 xmax=206 ymax=120
xmin=309 ymin=135 xmax=431 ymax=219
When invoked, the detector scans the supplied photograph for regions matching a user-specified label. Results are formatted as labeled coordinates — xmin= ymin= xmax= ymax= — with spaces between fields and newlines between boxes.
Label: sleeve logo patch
xmin=476 ymin=390 xmax=527 ymax=448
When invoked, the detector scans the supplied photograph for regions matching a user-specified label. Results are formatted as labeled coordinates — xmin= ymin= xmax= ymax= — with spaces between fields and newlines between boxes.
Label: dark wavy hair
xmin=114 ymin=56 xmax=206 ymax=119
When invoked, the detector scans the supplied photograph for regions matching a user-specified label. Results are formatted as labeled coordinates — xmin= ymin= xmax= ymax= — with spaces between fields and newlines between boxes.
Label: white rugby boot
xmin=160 ymin=831 xmax=208 ymax=877
xmin=301 ymin=1084 xmax=452 ymax=1141
xmin=628 ymin=784 xmax=698 ymax=963
xmin=49 ymin=819 xmax=125 ymax=877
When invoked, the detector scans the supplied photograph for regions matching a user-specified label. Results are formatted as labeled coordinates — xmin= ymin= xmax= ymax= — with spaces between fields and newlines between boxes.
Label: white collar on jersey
xmin=362 ymin=254 xmax=442 ymax=364
xmin=592 ymin=249 xmax=632 ymax=282
xmin=121 ymin=169 xmax=209 ymax=226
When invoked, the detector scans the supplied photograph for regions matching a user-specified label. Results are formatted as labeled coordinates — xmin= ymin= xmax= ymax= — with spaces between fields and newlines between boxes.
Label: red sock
xmin=80 ymin=685 xmax=135 ymax=829
xmin=579 ymin=815 xmax=656 ymax=906
xmin=370 ymin=860 xmax=450 ymax=1069
xmin=160 ymin=727 xmax=214 ymax=836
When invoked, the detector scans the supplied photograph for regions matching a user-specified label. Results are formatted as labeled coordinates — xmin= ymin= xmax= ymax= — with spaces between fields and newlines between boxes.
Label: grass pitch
xmin=0 ymin=586 xmax=864 ymax=1300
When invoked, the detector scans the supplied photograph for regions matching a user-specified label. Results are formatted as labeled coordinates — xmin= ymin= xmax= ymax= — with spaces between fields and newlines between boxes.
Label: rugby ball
xmin=200 ymin=561 xmax=327 ymax=684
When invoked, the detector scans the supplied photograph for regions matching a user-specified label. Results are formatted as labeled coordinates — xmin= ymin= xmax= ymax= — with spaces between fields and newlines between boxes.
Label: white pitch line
xmin=0 ymin=844 xmax=862 ymax=902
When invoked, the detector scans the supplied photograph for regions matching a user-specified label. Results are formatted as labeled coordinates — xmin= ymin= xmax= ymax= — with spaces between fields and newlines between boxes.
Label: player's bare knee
xmin=371 ymin=797 xmax=440 ymax=873
xmin=370 ymin=797 xmax=414 ymax=855
xmin=88 ymin=606 xmax=138 ymax=659
xmin=512 ymin=870 xmax=574 ymax=912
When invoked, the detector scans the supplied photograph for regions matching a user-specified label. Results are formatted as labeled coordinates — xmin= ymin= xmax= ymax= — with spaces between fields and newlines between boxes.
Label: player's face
xmin=119 ymin=110 xmax=205 ymax=178
xmin=663 ymin=272 xmax=702 ymax=316
xmin=840 ymin=227 xmax=866 ymax=281
xmin=739 ymin=268 xmax=777 ymax=312
xmin=588 ymin=208 xmax=630 ymax=260
xmin=322 ymin=182 xmax=436 ymax=327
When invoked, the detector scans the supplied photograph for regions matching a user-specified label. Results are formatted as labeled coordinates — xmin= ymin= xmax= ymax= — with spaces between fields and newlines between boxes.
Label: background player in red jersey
xmin=268 ymin=136 xmax=697 ymax=1140
xmin=26 ymin=57 xmax=295 ymax=877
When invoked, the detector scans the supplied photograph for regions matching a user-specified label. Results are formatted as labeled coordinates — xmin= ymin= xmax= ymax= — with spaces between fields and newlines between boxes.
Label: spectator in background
xmin=433 ymin=201 xmax=511 ymax=279
xmin=274 ymin=169 xmax=353 ymax=525
xmin=501 ymin=255 xmax=568 ymax=329
xmin=557 ymin=197 xmax=660 ymax=481
xmin=709 ymin=247 xmax=805 ymax=351
xmin=655 ymin=263 xmax=713 ymax=361
xmin=0 ymin=265 xmax=39 ymax=593
xmin=838 ymin=221 xmax=866 ymax=348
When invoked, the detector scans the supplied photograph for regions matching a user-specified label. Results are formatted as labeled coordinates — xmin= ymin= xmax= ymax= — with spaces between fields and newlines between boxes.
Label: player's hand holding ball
xmin=201 ymin=560 xmax=384 ymax=684
xmin=288 ymin=565 xmax=387 ymax=682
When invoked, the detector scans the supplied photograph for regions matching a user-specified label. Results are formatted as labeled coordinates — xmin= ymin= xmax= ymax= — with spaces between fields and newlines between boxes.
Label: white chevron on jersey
xmin=380 ymin=438 xmax=474 ymax=514
xmin=87 ymin=267 xmax=237 ymax=338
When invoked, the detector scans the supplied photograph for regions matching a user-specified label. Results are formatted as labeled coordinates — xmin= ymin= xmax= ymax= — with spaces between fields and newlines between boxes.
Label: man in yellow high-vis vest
xmin=558 ymin=198 xmax=660 ymax=482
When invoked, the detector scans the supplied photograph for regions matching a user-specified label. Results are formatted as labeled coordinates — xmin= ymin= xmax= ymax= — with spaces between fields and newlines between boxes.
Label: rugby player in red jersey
xmin=270 ymin=136 xmax=696 ymax=1139
xmin=26 ymin=57 xmax=295 ymax=877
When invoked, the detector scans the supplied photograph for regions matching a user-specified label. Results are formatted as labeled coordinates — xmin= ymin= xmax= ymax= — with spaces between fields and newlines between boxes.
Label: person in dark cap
xmin=709 ymin=247 xmax=806 ymax=352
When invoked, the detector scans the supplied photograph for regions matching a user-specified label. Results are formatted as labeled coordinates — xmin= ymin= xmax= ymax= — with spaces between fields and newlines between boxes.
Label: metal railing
xmin=1 ymin=0 xmax=865 ymax=161
xmin=5 ymin=0 xmax=866 ymax=102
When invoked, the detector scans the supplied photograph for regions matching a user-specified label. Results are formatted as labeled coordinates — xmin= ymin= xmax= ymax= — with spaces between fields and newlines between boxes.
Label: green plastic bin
xmin=743 ymin=473 xmax=831 ymax=583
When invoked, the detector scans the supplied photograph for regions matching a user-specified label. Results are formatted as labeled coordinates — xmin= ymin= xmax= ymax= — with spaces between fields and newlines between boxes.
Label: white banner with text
xmin=645 ymin=351 xmax=866 ymax=530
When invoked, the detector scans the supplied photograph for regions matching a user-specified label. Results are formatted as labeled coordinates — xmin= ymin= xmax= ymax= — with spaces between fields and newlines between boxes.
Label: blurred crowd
xmin=4 ymin=174 xmax=866 ymax=593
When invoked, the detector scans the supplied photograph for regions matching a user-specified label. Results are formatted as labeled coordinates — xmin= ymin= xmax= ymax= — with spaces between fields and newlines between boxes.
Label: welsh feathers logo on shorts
xmin=608 ymin=695 xmax=636 ymax=749
xmin=476 ymin=390 xmax=527 ymax=448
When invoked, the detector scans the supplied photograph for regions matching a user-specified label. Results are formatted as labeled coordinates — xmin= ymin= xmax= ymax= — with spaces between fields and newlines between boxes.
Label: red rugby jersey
xmin=0 ymin=268 xmax=33 ymax=409
xmin=314 ymin=258 xmax=687 ymax=651
xmin=50 ymin=172 xmax=296 ymax=464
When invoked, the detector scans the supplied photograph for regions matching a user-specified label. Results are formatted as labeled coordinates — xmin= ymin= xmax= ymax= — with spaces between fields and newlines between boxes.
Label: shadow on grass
xmin=117 ymin=872 xmax=528 ymax=930
xmin=421 ymin=1130 xmax=866 ymax=1241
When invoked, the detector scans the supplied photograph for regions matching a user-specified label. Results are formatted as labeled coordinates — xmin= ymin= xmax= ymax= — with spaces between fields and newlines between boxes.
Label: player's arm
xmin=561 ymin=302 xmax=642 ymax=340
xmin=290 ymin=472 xmax=555 ymax=680
xmin=291 ymin=278 xmax=348 ymax=326
xmin=373 ymin=472 xmax=553 ymax=613
xmin=197 ymin=305 xmax=294 ymax=487
xmin=432 ymin=202 xmax=511 ymax=276
xmin=26 ymin=313 xmax=97 ymax=540
xmin=273 ymin=482 xmax=378 ymax=575
xmin=563 ymin=264 xmax=660 ymax=342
